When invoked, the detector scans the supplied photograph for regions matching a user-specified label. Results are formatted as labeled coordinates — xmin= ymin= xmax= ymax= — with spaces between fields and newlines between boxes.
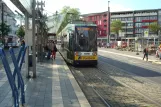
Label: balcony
xmin=122 ymin=26 xmax=133 ymax=29
xmin=142 ymin=19 xmax=157 ymax=22
xmin=141 ymin=26 xmax=148 ymax=28
xmin=122 ymin=20 xmax=133 ymax=23
xmin=121 ymin=32 xmax=133 ymax=34
xmin=134 ymin=12 xmax=157 ymax=16
xmin=111 ymin=14 xmax=133 ymax=18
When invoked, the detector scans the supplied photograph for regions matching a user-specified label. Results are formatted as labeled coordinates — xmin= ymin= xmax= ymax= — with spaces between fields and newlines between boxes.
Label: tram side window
xmin=69 ymin=33 xmax=73 ymax=50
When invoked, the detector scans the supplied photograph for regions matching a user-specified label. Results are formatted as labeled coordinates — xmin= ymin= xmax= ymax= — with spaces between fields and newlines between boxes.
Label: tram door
xmin=67 ymin=33 xmax=74 ymax=61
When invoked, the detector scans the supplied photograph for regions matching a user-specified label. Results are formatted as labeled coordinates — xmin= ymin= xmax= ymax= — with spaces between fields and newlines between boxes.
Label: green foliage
xmin=111 ymin=20 xmax=123 ymax=36
xmin=17 ymin=25 xmax=25 ymax=38
xmin=57 ymin=6 xmax=81 ymax=35
xmin=0 ymin=22 xmax=11 ymax=36
xmin=148 ymin=22 xmax=161 ymax=34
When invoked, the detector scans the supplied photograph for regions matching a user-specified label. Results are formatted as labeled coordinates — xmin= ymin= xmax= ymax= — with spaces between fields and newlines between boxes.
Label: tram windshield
xmin=75 ymin=26 xmax=97 ymax=51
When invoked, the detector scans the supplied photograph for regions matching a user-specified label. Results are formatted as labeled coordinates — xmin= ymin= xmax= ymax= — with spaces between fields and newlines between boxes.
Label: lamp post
xmin=135 ymin=37 xmax=139 ymax=55
xmin=107 ymin=1 xmax=110 ymax=44
xmin=158 ymin=30 xmax=160 ymax=46
xmin=1 ymin=2 xmax=4 ymax=45
xmin=32 ymin=0 xmax=36 ymax=78
xmin=142 ymin=30 xmax=144 ymax=51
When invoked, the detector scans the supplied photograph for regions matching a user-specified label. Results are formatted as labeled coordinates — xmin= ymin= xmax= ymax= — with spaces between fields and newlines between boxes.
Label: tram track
xmin=68 ymin=60 xmax=161 ymax=107
xmin=97 ymin=64 xmax=161 ymax=107
xmin=98 ymin=55 xmax=161 ymax=104
xmin=69 ymin=65 xmax=111 ymax=107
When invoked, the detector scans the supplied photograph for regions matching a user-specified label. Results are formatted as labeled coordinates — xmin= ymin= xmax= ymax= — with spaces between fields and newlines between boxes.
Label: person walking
xmin=21 ymin=40 xmax=25 ymax=49
xmin=51 ymin=42 xmax=57 ymax=60
xmin=21 ymin=40 xmax=25 ymax=62
xmin=143 ymin=47 xmax=148 ymax=61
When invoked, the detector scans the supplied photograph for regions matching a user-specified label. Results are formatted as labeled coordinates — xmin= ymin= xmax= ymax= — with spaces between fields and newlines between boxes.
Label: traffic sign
xmin=144 ymin=30 xmax=149 ymax=37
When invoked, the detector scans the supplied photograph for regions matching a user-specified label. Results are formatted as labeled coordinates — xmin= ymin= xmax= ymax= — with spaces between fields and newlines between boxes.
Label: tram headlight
xmin=75 ymin=52 xmax=78 ymax=56
xmin=75 ymin=52 xmax=81 ymax=56
xmin=93 ymin=52 xmax=97 ymax=56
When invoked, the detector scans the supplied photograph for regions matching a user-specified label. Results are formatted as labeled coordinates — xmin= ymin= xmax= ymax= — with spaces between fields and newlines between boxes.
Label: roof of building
xmin=81 ymin=8 xmax=161 ymax=17
xmin=81 ymin=11 xmax=108 ymax=17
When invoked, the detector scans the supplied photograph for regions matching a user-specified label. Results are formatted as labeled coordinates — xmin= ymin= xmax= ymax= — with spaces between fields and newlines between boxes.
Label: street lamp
xmin=135 ymin=37 xmax=139 ymax=55
xmin=142 ymin=30 xmax=144 ymax=51
xmin=107 ymin=1 xmax=110 ymax=44
xmin=158 ymin=30 xmax=160 ymax=46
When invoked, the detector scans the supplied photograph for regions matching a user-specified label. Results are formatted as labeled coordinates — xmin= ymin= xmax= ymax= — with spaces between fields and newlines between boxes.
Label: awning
xmin=10 ymin=0 xmax=33 ymax=16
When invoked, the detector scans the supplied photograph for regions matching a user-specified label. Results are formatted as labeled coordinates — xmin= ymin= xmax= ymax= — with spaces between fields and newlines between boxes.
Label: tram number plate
xmin=81 ymin=56 xmax=96 ymax=60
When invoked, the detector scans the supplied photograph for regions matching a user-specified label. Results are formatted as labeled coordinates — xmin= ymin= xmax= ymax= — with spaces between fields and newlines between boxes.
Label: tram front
xmin=74 ymin=25 xmax=97 ymax=65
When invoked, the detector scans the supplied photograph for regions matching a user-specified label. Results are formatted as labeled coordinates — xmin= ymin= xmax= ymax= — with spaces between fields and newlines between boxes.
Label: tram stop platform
xmin=0 ymin=52 xmax=91 ymax=107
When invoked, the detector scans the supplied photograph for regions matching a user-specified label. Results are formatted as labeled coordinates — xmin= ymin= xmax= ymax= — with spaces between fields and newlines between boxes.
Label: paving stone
xmin=0 ymin=53 xmax=90 ymax=107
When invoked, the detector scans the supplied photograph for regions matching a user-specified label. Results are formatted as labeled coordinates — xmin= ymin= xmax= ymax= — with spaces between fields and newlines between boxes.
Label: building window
xmin=104 ymin=20 xmax=107 ymax=22
xmin=127 ymin=17 xmax=133 ymax=21
xmin=103 ymin=14 xmax=107 ymax=18
xmin=127 ymin=28 xmax=133 ymax=32
xmin=135 ymin=17 xmax=141 ymax=22
xmin=90 ymin=17 xmax=92 ymax=21
xmin=135 ymin=28 xmax=143 ymax=33
xmin=94 ymin=16 xmax=97 ymax=20
xmin=100 ymin=31 xmax=101 ymax=35
xmin=127 ymin=23 xmax=133 ymax=26
xmin=150 ymin=16 xmax=157 ymax=20
xmin=142 ymin=23 xmax=149 ymax=26
xmin=99 ymin=15 xmax=102 ymax=20
xmin=135 ymin=23 xmax=142 ymax=27
xmin=104 ymin=25 xmax=107 ymax=28
xmin=104 ymin=30 xmax=106 ymax=34
xmin=142 ymin=17 xmax=149 ymax=20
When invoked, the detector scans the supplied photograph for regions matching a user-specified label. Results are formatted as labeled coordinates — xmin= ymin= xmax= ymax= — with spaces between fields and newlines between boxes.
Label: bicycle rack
xmin=9 ymin=46 xmax=27 ymax=106
xmin=0 ymin=48 xmax=19 ymax=107
xmin=0 ymin=46 xmax=27 ymax=107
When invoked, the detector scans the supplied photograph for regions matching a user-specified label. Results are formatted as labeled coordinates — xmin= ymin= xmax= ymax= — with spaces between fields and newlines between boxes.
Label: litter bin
xmin=28 ymin=54 xmax=32 ymax=67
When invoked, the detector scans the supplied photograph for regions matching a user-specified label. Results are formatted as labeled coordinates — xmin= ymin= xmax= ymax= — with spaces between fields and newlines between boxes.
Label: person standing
xmin=143 ymin=47 xmax=148 ymax=61
xmin=21 ymin=40 xmax=25 ymax=49
xmin=51 ymin=42 xmax=57 ymax=60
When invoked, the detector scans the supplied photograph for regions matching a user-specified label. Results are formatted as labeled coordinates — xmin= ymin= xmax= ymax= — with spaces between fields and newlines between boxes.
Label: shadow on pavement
xmin=99 ymin=55 xmax=161 ymax=78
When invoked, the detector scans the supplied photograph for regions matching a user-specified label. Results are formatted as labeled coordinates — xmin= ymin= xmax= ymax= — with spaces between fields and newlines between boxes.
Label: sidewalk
xmin=0 ymin=53 xmax=91 ymax=107
xmin=98 ymin=48 xmax=161 ymax=65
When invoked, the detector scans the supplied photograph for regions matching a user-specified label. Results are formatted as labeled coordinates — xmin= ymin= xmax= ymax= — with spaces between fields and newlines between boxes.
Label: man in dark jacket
xmin=143 ymin=47 xmax=148 ymax=61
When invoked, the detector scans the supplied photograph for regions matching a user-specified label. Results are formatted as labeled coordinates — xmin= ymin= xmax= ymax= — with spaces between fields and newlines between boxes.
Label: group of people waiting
xmin=20 ymin=40 xmax=57 ymax=60
xmin=44 ymin=41 xmax=57 ymax=60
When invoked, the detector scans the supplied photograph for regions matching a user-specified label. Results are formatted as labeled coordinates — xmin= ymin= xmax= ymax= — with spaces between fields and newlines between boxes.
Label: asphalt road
xmin=98 ymin=48 xmax=161 ymax=84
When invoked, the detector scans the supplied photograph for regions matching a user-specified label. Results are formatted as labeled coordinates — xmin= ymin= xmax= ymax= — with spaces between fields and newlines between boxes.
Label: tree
xmin=111 ymin=20 xmax=123 ymax=39
xmin=0 ymin=22 xmax=11 ymax=44
xmin=17 ymin=25 xmax=25 ymax=39
xmin=57 ymin=6 xmax=81 ymax=34
xmin=148 ymin=22 xmax=161 ymax=35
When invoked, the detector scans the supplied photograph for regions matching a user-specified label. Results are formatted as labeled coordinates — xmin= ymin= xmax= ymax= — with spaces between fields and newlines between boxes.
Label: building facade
xmin=82 ymin=9 xmax=161 ymax=43
xmin=0 ymin=0 xmax=18 ymax=36
xmin=82 ymin=11 xmax=109 ymax=37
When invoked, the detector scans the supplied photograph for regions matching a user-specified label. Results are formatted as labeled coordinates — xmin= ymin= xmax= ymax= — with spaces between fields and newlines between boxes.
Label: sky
xmin=3 ymin=0 xmax=161 ymax=23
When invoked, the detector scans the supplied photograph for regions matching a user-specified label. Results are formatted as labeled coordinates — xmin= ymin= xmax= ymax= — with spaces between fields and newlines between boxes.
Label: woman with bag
xmin=51 ymin=42 xmax=57 ymax=60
